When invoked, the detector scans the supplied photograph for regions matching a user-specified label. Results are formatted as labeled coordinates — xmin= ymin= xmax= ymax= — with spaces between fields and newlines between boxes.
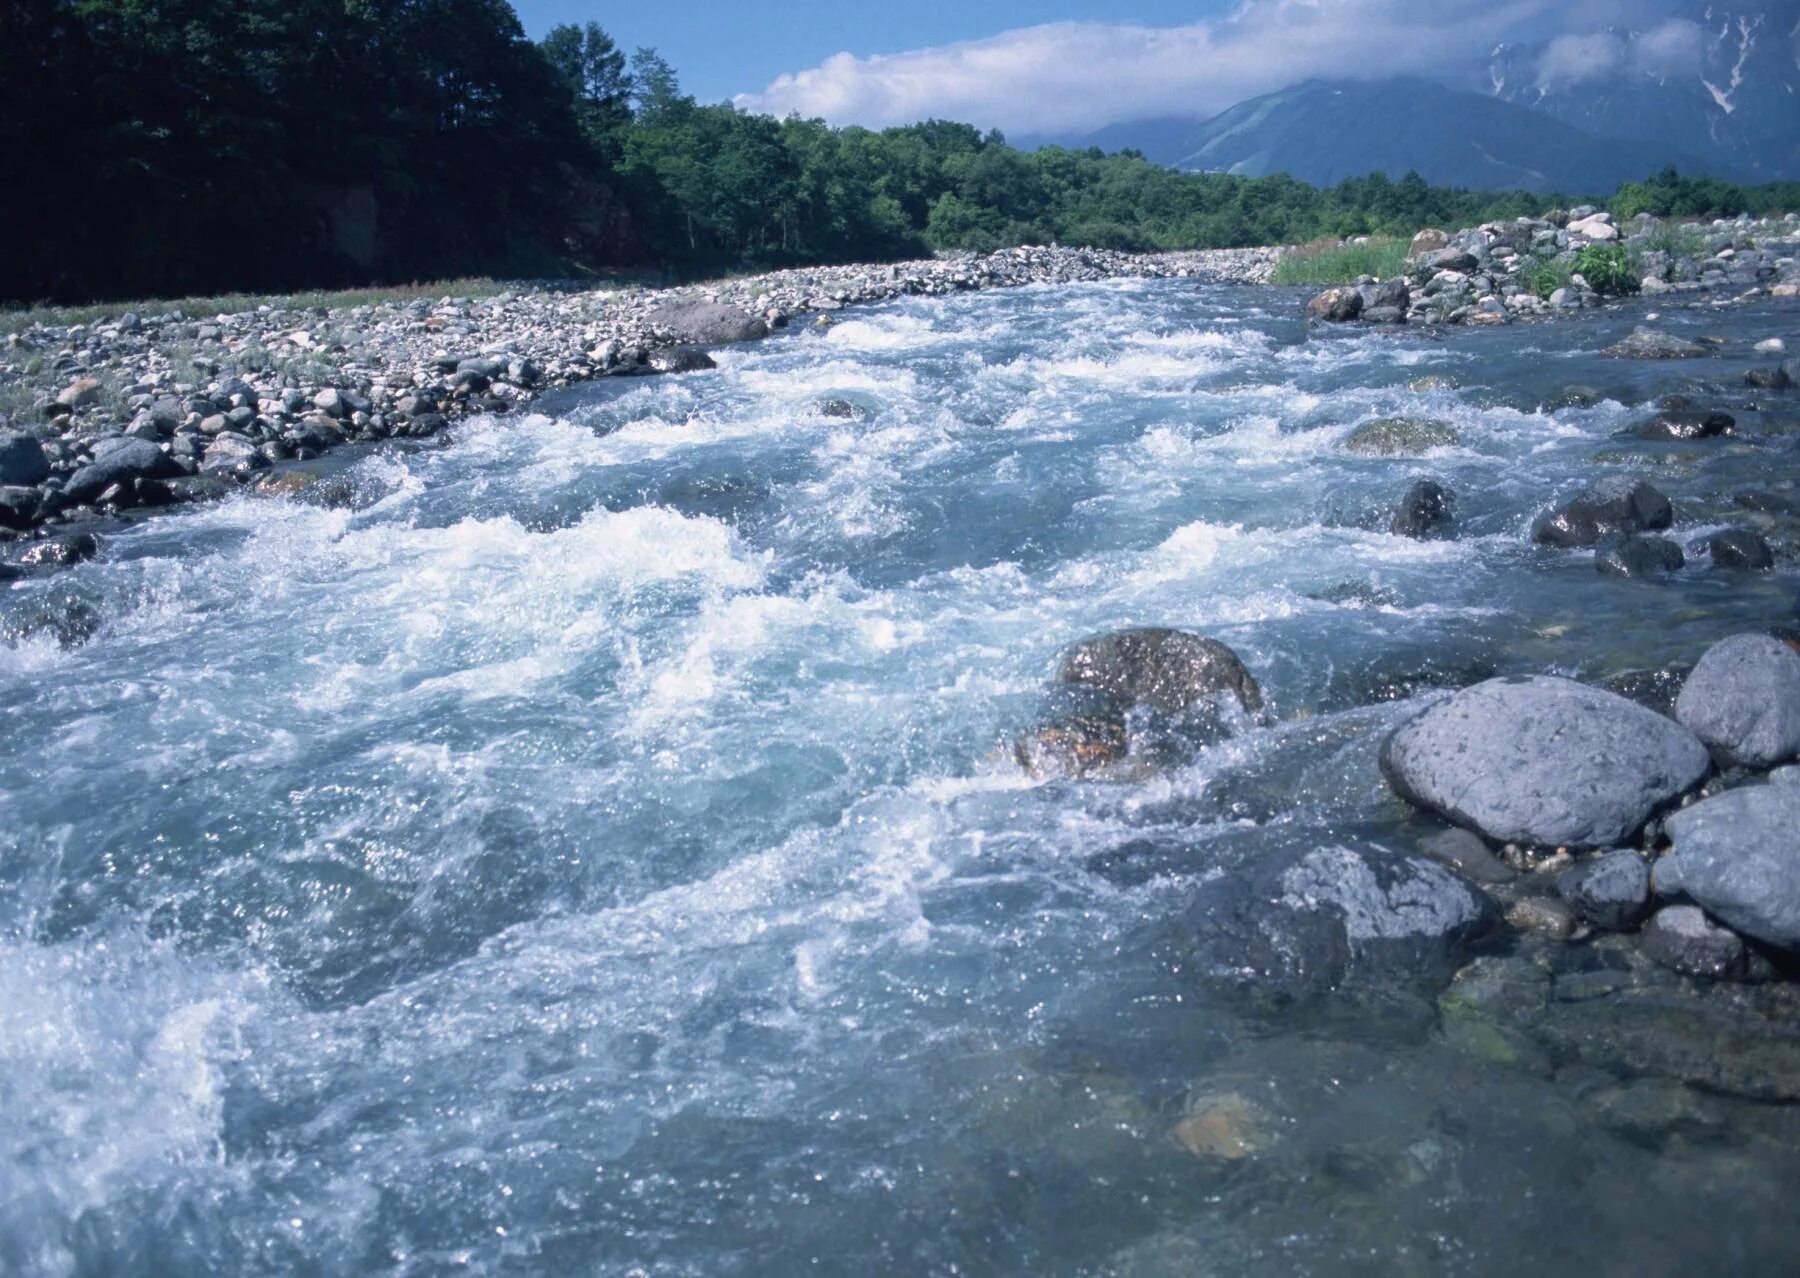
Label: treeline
xmin=1613 ymin=167 xmax=1800 ymax=221
xmin=4 ymin=3 xmax=1796 ymax=305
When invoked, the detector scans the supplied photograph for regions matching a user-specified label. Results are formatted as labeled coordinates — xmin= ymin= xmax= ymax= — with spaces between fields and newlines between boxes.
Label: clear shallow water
xmin=4 ymin=281 xmax=1800 ymax=1275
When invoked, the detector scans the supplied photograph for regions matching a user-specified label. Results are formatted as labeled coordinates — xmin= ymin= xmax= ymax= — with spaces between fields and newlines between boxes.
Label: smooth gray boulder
xmin=1675 ymin=634 xmax=1800 ymax=767
xmin=60 ymin=437 xmax=182 ymax=505
xmin=1657 ymin=784 xmax=1800 ymax=951
xmin=1557 ymin=850 xmax=1651 ymax=930
xmin=1187 ymin=841 xmax=1495 ymax=996
xmin=644 ymin=301 xmax=769 ymax=345
xmin=1381 ymin=676 xmax=1710 ymax=848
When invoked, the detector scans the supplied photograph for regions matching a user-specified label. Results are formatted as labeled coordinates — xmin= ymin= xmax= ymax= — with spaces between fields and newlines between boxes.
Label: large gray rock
xmin=60 ymin=438 xmax=182 ymax=505
xmin=1657 ymin=785 xmax=1800 ymax=951
xmin=1187 ymin=841 xmax=1495 ymax=996
xmin=1058 ymin=628 xmax=1262 ymax=717
xmin=644 ymin=301 xmax=769 ymax=345
xmin=1531 ymin=477 xmax=1673 ymax=548
xmin=1674 ymin=633 xmax=1800 ymax=767
xmin=0 ymin=431 xmax=50 ymax=486
xmin=1381 ymin=676 xmax=1710 ymax=848
xmin=1304 ymin=286 xmax=1362 ymax=322
xmin=1604 ymin=326 xmax=1708 ymax=359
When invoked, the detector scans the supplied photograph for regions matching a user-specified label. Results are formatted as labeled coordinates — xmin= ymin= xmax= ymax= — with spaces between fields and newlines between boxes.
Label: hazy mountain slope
xmin=1489 ymin=2 xmax=1800 ymax=181
xmin=1164 ymin=79 xmax=1720 ymax=192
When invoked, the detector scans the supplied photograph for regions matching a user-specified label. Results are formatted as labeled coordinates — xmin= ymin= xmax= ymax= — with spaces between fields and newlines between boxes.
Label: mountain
xmin=1489 ymin=2 xmax=1800 ymax=182
xmin=1086 ymin=78 xmax=1721 ymax=194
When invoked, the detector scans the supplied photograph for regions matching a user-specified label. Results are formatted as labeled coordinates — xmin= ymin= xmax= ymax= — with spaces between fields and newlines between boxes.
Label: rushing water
xmin=5 ymin=280 xmax=1800 ymax=1275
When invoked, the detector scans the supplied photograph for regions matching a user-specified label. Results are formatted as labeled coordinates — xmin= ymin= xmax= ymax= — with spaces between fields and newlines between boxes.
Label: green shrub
xmin=1573 ymin=244 xmax=1638 ymax=296
xmin=1519 ymin=255 xmax=1574 ymax=299
xmin=1271 ymin=237 xmax=1408 ymax=285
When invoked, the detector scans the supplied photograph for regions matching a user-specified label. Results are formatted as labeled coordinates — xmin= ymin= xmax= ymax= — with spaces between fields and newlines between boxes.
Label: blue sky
xmin=510 ymin=0 xmax=1695 ymax=136
xmin=510 ymin=2 xmax=1232 ymax=104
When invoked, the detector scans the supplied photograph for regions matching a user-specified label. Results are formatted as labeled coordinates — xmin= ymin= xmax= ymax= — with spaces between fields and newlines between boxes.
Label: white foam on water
xmin=822 ymin=313 xmax=948 ymax=352
xmin=0 ymin=936 xmax=269 ymax=1277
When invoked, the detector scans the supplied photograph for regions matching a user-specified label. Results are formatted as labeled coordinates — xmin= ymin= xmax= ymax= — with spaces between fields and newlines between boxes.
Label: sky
xmin=510 ymin=0 xmax=1701 ymax=137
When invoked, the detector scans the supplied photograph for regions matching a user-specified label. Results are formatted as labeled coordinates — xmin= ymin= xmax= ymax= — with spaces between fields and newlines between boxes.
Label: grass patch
xmin=0 ymin=278 xmax=519 ymax=334
xmin=1272 ymin=237 xmax=1409 ymax=286
xmin=1636 ymin=220 xmax=1712 ymax=259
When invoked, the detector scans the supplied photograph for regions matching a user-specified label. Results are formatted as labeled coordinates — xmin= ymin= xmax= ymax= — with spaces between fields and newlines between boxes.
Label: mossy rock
xmin=1343 ymin=417 xmax=1461 ymax=456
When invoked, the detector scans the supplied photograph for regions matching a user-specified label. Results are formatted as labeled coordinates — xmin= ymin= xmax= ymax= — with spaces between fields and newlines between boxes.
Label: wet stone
xmin=1594 ymin=532 xmax=1684 ymax=579
xmin=1641 ymin=905 xmax=1747 ymax=979
xmin=1557 ymin=850 xmax=1651 ymax=930
xmin=1418 ymin=828 xmax=1516 ymax=885
xmin=1700 ymin=528 xmax=1774 ymax=570
xmin=1531 ymin=477 xmax=1673 ymax=549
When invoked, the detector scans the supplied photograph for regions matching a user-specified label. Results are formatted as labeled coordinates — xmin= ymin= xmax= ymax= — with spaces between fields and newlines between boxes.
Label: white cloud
xmin=1534 ymin=31 xmax=1627 ymax=87
xmin=1630 ymin=19 xmax=1705 ymax=77
xmin=734 ymin=0 xmax=1583 ymax=135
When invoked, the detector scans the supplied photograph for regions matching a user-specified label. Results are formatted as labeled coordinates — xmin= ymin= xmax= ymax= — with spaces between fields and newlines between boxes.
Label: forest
xmin=6 ymin=1 xmax=1799 ymax=304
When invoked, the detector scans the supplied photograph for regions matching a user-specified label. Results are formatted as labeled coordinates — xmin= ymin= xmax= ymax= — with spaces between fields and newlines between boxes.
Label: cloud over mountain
xmin=735 ymin=0 xmax=1693 ymax=135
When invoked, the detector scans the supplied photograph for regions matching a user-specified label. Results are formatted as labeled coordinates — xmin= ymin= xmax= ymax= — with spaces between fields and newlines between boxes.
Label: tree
xmin=630 ymin=47 xmax=686 ymax=125
xmin=541 ymin=21 xmax=632 ymax=161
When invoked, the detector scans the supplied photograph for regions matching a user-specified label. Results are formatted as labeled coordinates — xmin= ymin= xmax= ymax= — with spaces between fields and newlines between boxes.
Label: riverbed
xmin=3 ymin=278 xmax=1799 ymax=1274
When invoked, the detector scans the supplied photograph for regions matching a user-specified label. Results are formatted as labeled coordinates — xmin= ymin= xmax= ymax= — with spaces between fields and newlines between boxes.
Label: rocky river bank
xmin=0 ymin=245 xmax=1277 ymax=554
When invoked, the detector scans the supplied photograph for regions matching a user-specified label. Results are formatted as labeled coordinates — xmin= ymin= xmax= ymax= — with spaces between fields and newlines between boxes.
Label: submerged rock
xmin=1390 ymin=477 xmax=1456 ymax=539
xmin=1632 ymin=410 xmax=1734 ymax=440
xmin=1508 ymin=896 xmax=1579 ymax=940
xmin=1012 ymin=712 xmax=1129 ymax=780
xmin=17 ymin=532 xmax=99 ymax=569
xmin=1601 ymin=665 xmax=1692 ymax=718
xmin=1657 ymin=785 xmax=1800 ymax=952
xmin=1641 ymin=904 xmax=1748 ymax=978
xmin=1700 ymin=528 xmax=1774 ymax=571
xmin=1557 ymin=850 xmax=1651 ymax=930
xmin=1604 ymin=327 xmax=1709 ymax=360
xmin=1057 ymin=628 xmax=1262 ymax=719
xmin=1674 ymin=633 xmax=1800 ymax=767
xmin=1186 ymin=841 xmax=1495 ymax=997
xmin=1381 ymin=676 xmax=1710 ymax=848
xmin=1419 ymin=828 xmax=1517 ymax=885
xmin=1595 ymin=532 xmax=1684 ymax=578
xmin=1530 ymin=476 xmax=1673 ymax=548
xmin=1343 ymin=417 xmax=1460 ymax=456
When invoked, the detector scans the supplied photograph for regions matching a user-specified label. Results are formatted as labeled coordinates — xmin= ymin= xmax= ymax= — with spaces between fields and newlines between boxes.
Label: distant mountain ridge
xmin=1489 ymin=1 xmax=1800 ymax=182
xmin=1027 ymin=78 xmax=1722 ymax=194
